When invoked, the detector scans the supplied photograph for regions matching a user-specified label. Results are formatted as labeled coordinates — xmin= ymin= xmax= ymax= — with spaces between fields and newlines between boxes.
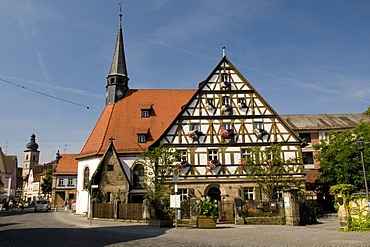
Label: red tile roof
xmin=78 ymin=89 xmax=196 ymax=158
xmin=54 ymin=154 xmax=78 ymax=175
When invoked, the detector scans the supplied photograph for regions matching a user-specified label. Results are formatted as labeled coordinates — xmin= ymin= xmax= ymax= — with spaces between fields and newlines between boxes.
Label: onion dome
xmin=26 ymin=133 xmax=39 ymax=151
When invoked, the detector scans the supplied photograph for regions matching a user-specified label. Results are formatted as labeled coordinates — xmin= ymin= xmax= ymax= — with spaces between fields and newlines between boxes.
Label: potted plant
xmin=197 ymin=196 xmax=218 ymax=229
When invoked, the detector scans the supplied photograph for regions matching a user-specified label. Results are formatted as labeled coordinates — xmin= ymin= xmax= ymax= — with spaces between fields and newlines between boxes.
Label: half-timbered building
xmin=75 ymin=10 xmax=305 ymax=218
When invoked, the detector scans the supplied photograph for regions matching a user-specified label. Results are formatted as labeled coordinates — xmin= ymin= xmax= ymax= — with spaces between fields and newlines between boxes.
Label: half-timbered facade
xmin=75 ymin=10 xmax=305 ymax=217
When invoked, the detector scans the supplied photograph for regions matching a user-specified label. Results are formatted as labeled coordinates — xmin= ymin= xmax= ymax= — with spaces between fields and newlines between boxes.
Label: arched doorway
xmin=207 ymin=187 xmax=221 ymax=202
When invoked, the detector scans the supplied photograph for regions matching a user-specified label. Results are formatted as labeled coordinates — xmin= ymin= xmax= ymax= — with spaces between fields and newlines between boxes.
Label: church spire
xmin=106 ymin=2 xmax=129 ymax=105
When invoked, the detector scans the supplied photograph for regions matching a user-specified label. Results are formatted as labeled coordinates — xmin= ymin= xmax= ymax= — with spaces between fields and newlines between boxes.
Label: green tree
xmin=41 ymin=168 xmax=53 ymax=196
xmin=363 ymin=106 xmax=370 ymax=117
xmin=245 ymin=144 xmax=304 ymax=201
xmin=138 ymin=142 xmax=179 ymax=219
xmin=315 ymin=122 xmax=370 ymax=191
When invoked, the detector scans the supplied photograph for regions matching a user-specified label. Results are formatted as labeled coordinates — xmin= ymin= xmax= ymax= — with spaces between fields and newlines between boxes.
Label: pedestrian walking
xmin=64 ymin=199 xmax=68 ymax=212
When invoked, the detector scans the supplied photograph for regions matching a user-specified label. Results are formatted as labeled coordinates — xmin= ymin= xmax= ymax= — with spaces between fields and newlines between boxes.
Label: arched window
xmin=132 ymin=164 xmax=144 ymax=188
xmin=83 ymin=167 xmax=90 ymax=189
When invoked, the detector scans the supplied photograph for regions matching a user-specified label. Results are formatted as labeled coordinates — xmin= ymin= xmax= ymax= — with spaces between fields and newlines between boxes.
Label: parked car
xmin=34 ymin=200 xmax=51 ymax=212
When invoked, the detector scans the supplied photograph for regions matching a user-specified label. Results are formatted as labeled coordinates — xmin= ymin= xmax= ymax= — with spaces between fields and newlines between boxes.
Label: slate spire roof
xmin=108 ymin=8 xmax=128 ymax=80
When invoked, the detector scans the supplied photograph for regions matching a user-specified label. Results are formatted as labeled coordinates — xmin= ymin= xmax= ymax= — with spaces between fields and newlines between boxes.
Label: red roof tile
xmin=54 ymin=154 xmax=78 ymax=175
xmin=78 ymin=89 xmax=195 ymax=158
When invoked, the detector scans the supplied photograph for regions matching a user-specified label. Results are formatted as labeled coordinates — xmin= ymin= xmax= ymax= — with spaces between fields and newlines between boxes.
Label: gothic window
xmin=133 ymin=164 xmax=144 ymax=188
xmin=118 ymin=78 xmax=122 ymax=84
xmin=222 ymin=96 xmax=230 ymax=105
xmin=110 ymin=78 xmax=115 ymax=84
xmin=83 ymin=167 xmax=89 ymax=189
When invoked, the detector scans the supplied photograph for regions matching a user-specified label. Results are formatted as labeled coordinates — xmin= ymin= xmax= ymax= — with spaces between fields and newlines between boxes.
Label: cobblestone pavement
xmin=54 ymin=211 xmax=370 ymax=247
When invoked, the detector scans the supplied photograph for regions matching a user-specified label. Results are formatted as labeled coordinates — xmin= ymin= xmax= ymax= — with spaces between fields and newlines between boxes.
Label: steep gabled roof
xmin=54 ymin=154 xmax=78 ymax=175
xmin=0 ymin=147 xmax=17 ymax=174
xmin=78 ymin=89 xmax=195 ymax=158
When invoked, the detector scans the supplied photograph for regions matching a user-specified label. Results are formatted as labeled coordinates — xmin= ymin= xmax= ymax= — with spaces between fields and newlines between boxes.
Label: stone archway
xmin=207 ymin=187 xmax=221 ymax=202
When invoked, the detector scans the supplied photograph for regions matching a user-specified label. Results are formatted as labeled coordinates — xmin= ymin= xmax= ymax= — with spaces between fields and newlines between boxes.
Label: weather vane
xmin=119 ymin=1 xmax=122 ymax=14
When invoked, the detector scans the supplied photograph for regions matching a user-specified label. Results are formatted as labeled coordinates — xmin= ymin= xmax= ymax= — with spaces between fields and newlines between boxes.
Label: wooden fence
xmin=93 ymin=202 xmax=143 ymax=220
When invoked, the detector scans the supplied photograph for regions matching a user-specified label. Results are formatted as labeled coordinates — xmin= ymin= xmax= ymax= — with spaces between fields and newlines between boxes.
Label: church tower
xmin=22 ymin=133 xmax=40 ymax=178
xmin=106 ymin=6 xmax=129 ymax=105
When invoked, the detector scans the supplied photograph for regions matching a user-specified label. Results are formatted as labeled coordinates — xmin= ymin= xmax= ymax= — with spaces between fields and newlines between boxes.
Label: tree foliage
xmin=138 ymin=142 xmax=179 ymax=219
xmin=245 ymin=144 xmax=304 ymax=201
xmin=41 ymin=168 xmax=53 ymax=196
xmin=315 ymin=122 xmax=370 ymax=192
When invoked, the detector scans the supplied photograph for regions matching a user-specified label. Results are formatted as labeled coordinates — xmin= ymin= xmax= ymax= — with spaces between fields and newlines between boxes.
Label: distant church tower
xmin=22 ymin=133 xmax=40 ymax=178
xmin=106 ymin=6 xmax=129 ymax=105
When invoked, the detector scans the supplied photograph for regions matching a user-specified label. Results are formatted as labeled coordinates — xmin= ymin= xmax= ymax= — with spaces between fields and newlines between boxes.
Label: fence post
xmin=114 ymin=200 xmax=120 ymax=220
xmin=283 ymin=189 xmax=300 ymax=226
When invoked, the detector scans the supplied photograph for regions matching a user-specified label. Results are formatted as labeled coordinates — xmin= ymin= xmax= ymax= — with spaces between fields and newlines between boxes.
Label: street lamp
xmin=356 ymin=138 xmax=369 ymax=204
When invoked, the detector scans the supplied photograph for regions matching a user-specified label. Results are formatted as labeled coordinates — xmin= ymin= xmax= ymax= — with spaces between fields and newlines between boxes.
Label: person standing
xmin=64 ymin=199 xmax=68 ymax=212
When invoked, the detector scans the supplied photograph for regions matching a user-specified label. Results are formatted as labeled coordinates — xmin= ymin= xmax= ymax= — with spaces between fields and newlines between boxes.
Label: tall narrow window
xmin=221 ymin=73 xmax=228 ymax=82
xmin=83 ymin=167 xmax=89 ymax=189
xmin=133 ymin=164 xmax=144 ymax=188
xmin=222 ymin=96 xmax=230 ymax=105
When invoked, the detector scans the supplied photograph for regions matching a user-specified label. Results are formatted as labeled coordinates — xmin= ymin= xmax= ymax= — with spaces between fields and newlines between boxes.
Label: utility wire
xmin=0 ymin=77 xmax=101 ymax=111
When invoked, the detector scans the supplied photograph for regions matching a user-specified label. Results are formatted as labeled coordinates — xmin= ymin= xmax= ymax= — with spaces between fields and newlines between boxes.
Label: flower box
xmin=221 ymin=105 xmax=233 ymax=115
xmin=254 ymin=128 xmax=269 ymax=139
xmin=206 ymin=160 xmax=220 ymax=171
xmin=221 ymin=81 xmax=232 ymax=89
xmin=238 ymin=102 xmax=248 ymax=109
xmin=206 ymin=103 xmax=214 ymax=110
xmin=219 ymin=129 xmax=235 ymax=139
xmin=187 ymin=130 xmax=203 ymax=139
xmin=197 ymin=216 xmax=217 ymax=229
xmin=149 ymin=219 xmax=174 ymax=228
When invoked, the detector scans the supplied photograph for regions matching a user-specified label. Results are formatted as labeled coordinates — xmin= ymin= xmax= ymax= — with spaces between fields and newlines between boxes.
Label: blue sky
xmin=1 ymin=0 xmax=369 ymax=164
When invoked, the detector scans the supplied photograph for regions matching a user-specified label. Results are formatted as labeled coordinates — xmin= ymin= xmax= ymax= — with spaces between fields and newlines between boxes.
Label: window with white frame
xmin=138 ymin=134 xmax=147 ymax=143
xmin=141 ymin=110 xmax=150 ymax=118
xmin=221 ymin=73 xmax=229 ymax=82
xmin=178 ymin=189 xmax=188 ymax=201
xmin=238 ymin=98 xmax=245 ymax=104
xmin=223 ymin=123 xmax=231 ymax=130
xmin=83 ymin=167 xmax=89 ymax=189
xmin=254 ymin=122 xmax=263 ymax=130
xmin=208 ymin=150 xmax=218 ymax=161
xmin=241 ymin=149 xmax=251 ymax=160
xmin=68 ymin=178 xmax=74 ymax=186
xmin=222 ymin=96 xmax=230 ymax=105
xmin=58 ymin=178 xmax=64 ymax=186
xmin=243 ymin=187 xmax=254 ymax=200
